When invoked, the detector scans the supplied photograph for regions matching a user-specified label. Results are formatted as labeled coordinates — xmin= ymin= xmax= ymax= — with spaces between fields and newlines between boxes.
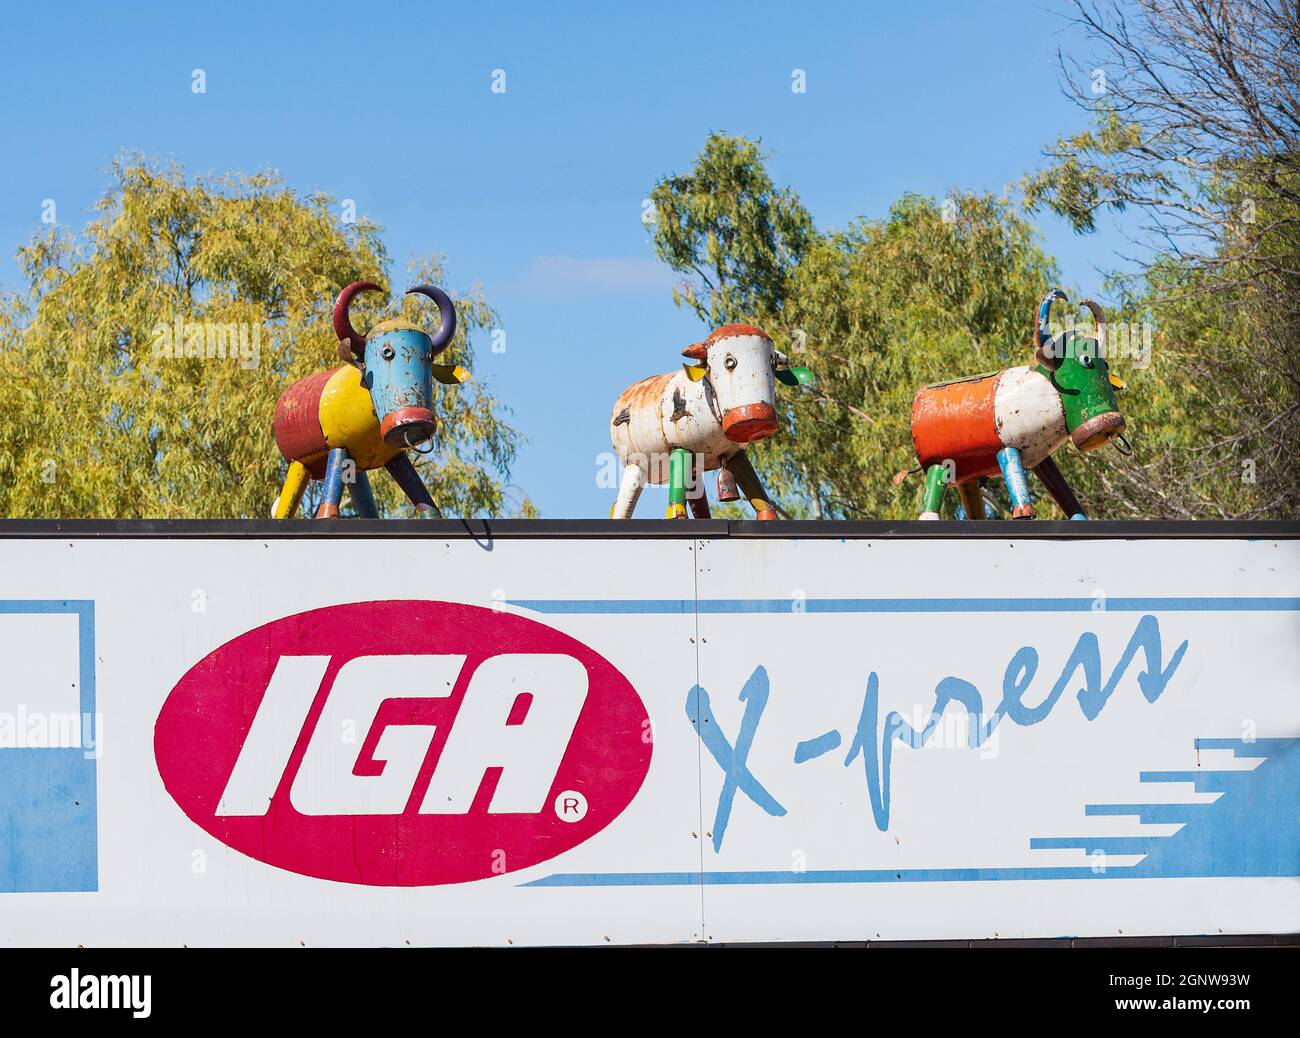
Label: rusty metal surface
xmin=273 ymin=367 xmax=334 ymax=476
xmin=611 ymin=373 xmax=676 ymax=478
xmin=706 ymin=323 xmax=768 ymax=343
xmin=910 ymin=372 xmax=1001 ymax=481
xmin=1033 ymin=455 xmax=1085 ymax=517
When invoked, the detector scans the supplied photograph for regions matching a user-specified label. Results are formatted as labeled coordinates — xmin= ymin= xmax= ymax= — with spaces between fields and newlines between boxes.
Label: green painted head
xmin=1034 ymin=291 xmax=1126 ymax=452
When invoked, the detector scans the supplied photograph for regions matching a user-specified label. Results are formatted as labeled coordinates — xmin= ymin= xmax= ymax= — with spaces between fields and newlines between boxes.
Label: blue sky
xmin=0 ymin=0 xmax=1136 ymax=518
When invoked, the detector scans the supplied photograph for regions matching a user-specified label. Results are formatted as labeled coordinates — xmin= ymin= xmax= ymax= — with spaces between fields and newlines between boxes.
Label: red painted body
xmin=273 ymin=368 xmax=336 ymax=478
xmin=910 ymin=374 xmax=1002 ymax=484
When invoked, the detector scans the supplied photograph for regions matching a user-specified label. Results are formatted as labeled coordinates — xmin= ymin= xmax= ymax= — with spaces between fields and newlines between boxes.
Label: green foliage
xmin=1022 ymin=108 xmax=1161 ymax=234
xmin=1090 ymin=246 xmax=1299 ymax=518
xmin=650 ymin=135 xmax=815 ymax=327
xmin=651 ymin=135 xmax=1064 ymax=518
xmin=0 ymin=158 xmax=533 ymax=519
xmin=653 ymin=129 xmax=1297 ymax=520
xmin=1019 ymin=0 xmax=1300 ymax=521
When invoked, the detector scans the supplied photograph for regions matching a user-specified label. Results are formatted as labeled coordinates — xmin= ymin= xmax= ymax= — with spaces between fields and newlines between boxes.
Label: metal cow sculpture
xmin=271 ymin=281 xmax=469 ymax=519
xmin=609 ymin=323 xmax=813 ymax=519
xmin=898 ymin=289 xmax=1127 ymax=520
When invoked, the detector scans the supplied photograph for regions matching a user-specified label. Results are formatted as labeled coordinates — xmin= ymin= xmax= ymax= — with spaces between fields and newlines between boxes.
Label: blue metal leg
xmin=348 ymin=469 xmax=379 ymax=518
xmin=997 ymin=447 xmax=1036 ymax=519
xmin=315 ymin=448 xmax=348 ymax=518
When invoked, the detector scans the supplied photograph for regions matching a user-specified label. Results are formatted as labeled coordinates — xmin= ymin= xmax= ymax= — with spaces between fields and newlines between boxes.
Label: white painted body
xmin=610 ymin=370 xmax=732 ymax=483
xmin=992 ymin=365 xmax=1069 ymax=467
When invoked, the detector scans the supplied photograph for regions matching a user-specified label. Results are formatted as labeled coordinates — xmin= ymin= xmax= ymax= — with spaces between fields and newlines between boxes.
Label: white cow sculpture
xmin=608 ymin=323 xmax=812 ymax=519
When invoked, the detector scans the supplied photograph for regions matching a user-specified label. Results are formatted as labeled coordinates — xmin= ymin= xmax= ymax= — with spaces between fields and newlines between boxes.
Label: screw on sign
xmin=154 ymin=601 xmax=652 ymax=885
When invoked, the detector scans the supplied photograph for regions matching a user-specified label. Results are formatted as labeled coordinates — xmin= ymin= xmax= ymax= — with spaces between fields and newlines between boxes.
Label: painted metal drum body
xmin=911 ymin=365 xmax=1068 ymax=484
xmin=273 ymin=364 xmax=401 ymax=479
xmin=610 ymin=371 xmax=734 ymax=484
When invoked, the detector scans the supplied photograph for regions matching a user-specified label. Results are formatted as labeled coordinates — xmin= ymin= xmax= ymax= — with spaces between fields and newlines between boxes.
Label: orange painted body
xmin=910 ymin=373 xmax=1002 ymax=484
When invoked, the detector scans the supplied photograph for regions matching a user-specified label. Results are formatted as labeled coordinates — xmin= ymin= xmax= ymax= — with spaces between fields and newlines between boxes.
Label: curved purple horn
xmin=333 ymin=281 xmax=384 ymax=357
xmin=406 ymin=285 xmax=458 ymax=355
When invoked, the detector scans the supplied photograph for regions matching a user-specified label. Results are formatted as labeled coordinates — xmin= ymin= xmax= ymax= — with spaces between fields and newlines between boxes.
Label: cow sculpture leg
xmin=997 ymin=447 xmax=1036 ymax=519
xmin=385 ymin=452 xmax=442 ymax=518
xmin=611 ymin=459 xmax=646 ymax=519
xmin=726 ymin=450 xmax=778 ymax=521
xmin=956 ymin=481 xmax=986 ymax=520
xmin=315 ymin=448 xmax=350 ymax=519
xmin=666 ymin=448 xmax=691 ymax=519
xmin=273 ymin=459 xmax=311 ymax=519
xmin=348 ymin=469 xmax=379 ymax=518
xmin=1033 ymin=455 xmax=1087 ymax=520
xmin=919 ymin=463 xmax=947 ymax=520
xmin=687 ymin=455 xmax=711 ymax=519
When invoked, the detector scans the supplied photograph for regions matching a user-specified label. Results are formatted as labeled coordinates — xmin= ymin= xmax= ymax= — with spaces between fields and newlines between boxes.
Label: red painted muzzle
xmin=380 ymin=406 xmax=437 ymax=448
xmin=1071 ymin=411 xmax=1125 ymax=452
xmin=722 ymin=403 xmax=777 ymax=444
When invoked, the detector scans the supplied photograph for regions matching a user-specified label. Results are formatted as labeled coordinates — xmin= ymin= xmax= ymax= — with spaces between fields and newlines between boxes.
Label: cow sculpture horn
xmin=1079 ymin=298 xmax=1105 ymax=347
xmin=405 ymin=285 xmax=458 ymax=356
xmin=1035 ymin=287 xmax=1068 ymax=351
xmin=333 ymin=281 xmax=385 ymax=359
xmin=1081 ymin=297 xmax=1126 ymax=395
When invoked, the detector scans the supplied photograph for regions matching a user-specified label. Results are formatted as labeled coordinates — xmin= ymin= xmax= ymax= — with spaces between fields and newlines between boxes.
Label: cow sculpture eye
xmin=724 ymin=354 xmax=737 ymax=370
xmin=381 ymin=345 xmax=396 ymax=361
xmin=1079 ymin=353 xmax=1094 ymax=368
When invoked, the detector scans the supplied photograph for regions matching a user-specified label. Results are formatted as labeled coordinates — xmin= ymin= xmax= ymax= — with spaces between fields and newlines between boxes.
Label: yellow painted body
xmin=319 ymin=365 xmax=402 ymax=472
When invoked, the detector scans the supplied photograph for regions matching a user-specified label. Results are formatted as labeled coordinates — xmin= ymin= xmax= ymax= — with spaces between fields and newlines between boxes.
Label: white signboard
xmin=0 ymin=532 xmax=1296 ymax=945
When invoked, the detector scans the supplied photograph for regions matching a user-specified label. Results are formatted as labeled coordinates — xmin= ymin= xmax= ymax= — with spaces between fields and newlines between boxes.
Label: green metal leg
xmin=920 ymin=463 xmax=947 ymax=519
xmin=666 ymin=448 xmax=690 ymax=519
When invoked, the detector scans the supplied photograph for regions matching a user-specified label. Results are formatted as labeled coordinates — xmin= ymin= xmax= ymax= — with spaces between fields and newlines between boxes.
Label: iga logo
xmin=154 ymin=601 xmax=651 ymax=885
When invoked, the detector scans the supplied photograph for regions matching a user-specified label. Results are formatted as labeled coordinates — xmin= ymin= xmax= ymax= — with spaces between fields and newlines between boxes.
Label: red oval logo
xmin=154 ymin=601 xmax=652 ymax=885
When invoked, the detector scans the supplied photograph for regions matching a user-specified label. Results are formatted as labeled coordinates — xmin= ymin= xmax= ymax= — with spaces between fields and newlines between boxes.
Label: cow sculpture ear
xmin=1035 ymin=333 xmax=1066 ymax=371
xmin=338 ymin=339 xmax=363 ymax=367
xmin=431 ymin=363 xmax=472 ymax=385
xmin=681 ymin=342 xmax=707 ymax=361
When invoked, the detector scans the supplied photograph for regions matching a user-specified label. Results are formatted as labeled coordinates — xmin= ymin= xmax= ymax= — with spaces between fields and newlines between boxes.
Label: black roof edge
xmin=0 ymin=518 xmax=1295 ymax=539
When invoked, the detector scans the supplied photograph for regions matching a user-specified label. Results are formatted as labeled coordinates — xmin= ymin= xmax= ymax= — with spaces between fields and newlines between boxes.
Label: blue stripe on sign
xmin=509 ymin=597 xmax=1300 ymax=615
xmin=522 ymin=866 xmax=1128 ymax=886
xmin=0 ymin=601 xmax=97 ymax=893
